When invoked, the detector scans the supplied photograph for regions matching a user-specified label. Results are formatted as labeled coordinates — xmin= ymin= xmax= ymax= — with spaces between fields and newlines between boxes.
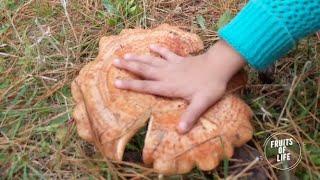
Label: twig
xmin=61 ymin=0 xmax=79 ymax=43
xmin=226 ymin=157 xmax=259 ymax=180
xmin=0 ymin=52 xmax=19 ymax=58
xmin=277 ymin=76 xmax=298 ymax=126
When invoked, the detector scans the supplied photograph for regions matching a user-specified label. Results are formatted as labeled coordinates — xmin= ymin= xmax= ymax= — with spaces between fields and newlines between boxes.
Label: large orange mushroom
xmin=71 ymin=24 xmax=253 ymax=175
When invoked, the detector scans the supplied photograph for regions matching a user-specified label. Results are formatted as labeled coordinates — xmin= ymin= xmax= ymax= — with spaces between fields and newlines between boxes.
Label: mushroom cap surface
xmin=71 ymin=24 xmax=253 ymax=175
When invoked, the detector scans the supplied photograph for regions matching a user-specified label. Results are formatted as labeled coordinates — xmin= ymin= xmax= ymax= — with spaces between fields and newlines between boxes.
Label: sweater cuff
xmin=218 ymin=0 xmax=296 ymax=70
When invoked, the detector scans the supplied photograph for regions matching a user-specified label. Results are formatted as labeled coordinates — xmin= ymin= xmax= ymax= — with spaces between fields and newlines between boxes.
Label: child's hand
xmin=113 ymin=40 xmax=245 ymax=134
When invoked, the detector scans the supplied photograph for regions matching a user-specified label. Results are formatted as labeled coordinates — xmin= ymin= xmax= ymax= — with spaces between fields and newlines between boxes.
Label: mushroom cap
xmin=143 ymin=95 xmax=253 ymax=174
xmin=71 ymin=24 xmax=253 ymax=175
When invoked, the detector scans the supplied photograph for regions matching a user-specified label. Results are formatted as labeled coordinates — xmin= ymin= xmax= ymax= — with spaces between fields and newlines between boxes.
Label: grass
xmin=0 ymin=0 xmax=319 ymax=179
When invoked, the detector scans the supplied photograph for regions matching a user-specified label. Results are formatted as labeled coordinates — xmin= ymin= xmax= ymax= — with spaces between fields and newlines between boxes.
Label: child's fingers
xmin=113 ymin=58 xmax=158 ymax=79
xmin=177 ymin=94 xmax=216 ymax=134
xmin=149 ymin=44 xmax=182 ymax=61
xmin=114 ymin=79 xmax=172 ymax=97
xmin=123 ymin=54 xmax=165 ymax=66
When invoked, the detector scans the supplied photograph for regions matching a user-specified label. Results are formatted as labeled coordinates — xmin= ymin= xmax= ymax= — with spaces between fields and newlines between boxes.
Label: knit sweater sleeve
xmin=218 ymin=0 xmax=320 ymax=70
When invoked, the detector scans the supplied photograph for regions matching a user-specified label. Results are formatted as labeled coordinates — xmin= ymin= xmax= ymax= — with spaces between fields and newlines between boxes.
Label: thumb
xmin=177 ymin=95 xmax=214 ymax=134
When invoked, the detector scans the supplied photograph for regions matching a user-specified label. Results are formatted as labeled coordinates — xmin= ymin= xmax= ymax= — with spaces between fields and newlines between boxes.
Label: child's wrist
xmin=204 ymin=40 xmax=246 ymax=82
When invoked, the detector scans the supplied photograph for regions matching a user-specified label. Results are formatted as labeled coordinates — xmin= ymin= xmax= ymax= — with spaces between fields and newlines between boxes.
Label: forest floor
xmin=0 ymin=0 xmax=319 ymax=179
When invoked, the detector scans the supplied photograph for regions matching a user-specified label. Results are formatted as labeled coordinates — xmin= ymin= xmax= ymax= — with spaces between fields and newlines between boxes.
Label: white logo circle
xmin=263 ymin=132 xmax=302 ymax=170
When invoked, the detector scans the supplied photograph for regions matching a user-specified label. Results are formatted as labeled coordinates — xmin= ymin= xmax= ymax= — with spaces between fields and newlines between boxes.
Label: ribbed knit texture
xmin=218 ymin=0 xmax=320 ymax=70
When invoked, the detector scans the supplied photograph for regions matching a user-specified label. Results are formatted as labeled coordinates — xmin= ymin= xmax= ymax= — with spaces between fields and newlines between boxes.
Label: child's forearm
xmin=219 ymin=0 xmax=320 ymax=70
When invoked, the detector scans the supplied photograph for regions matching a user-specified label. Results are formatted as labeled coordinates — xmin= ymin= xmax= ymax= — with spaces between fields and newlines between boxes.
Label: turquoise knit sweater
xmin=219 ymin=0 xmax=320 ymax=70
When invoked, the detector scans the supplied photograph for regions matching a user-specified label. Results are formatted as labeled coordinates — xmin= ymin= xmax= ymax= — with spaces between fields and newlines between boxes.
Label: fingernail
xmin=113 ymin=59 xmax=121 ymax=65
xmin=114 ymin=80 xmax=123 ymax=87
xmin=124 ymin=54 xmax=131 ymax=60
xmin=178 ymin=122 xmax=188 ymax=133
xmin=150 ymin=44 xmax=157 ymax=49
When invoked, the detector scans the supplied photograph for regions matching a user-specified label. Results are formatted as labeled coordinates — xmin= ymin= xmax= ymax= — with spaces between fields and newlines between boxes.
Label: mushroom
xmin=71 ymin=24 xmax=253 ymax=175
